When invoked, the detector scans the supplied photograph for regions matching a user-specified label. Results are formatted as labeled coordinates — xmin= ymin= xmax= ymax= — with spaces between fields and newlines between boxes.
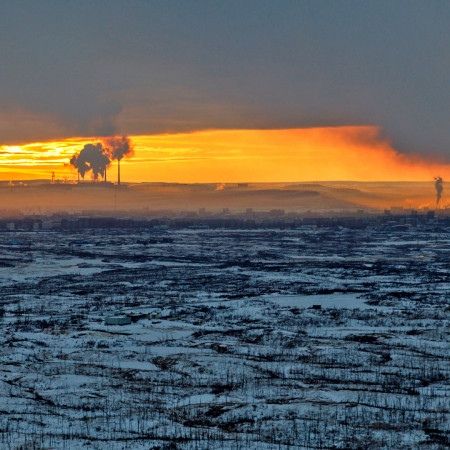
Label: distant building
xmin=269 ymin=209 xmax=285 ymax=217
xmin=105 ymin=315 xmax=131 ymax=326
xmin=391 ymin=206 xmax=404 ymax=214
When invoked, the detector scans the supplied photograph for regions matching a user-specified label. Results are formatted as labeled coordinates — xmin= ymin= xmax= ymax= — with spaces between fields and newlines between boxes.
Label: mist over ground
xmin=0 ymin=181 xmax=443 ymax=216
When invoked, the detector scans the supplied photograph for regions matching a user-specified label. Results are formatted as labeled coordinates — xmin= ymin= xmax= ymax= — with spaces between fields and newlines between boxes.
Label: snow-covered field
xmin=0 ymin=227 xmax=448 ymax=448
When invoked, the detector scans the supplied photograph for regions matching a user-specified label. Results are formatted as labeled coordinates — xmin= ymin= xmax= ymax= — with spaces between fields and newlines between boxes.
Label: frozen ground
xmin=0 ymin=227 xmax=449 ymax=448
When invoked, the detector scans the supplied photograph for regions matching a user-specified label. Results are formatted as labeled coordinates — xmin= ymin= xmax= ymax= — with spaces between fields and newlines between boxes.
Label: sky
xmin=0 ymin=1 xmax=449 ymax=181
xmin=2 ymin=128 xmax=450 ymax=183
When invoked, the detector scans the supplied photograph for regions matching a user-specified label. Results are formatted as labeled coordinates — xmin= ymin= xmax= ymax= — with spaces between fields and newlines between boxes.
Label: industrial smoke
xmin=70 ymin=136 xmax=134 ymax=183
xmin=70 ymin=143 xmax=110 ymax=181
xmin=434 ymin=176 xmax=443 ymax=207
xmin=103 ymin=136 xmax=134 ymax=185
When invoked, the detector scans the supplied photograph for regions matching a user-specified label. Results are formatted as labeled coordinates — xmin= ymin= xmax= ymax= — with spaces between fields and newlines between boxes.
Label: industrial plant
xmin=69 ymin=136 xmax=134 ymax=185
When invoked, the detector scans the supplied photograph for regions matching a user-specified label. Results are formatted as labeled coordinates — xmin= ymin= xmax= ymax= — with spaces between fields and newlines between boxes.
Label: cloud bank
xmin=0 ymin=1 xmax=448 ymax=159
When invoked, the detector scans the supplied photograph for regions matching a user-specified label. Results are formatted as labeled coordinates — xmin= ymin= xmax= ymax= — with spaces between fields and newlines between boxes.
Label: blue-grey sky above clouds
xmin=0 ymin=0 xmax=449 ymax=157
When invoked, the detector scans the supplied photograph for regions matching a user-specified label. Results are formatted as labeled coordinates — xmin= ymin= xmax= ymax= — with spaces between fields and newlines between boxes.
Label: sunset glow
xmin=1 ymin=127 xmax=449 ymax=182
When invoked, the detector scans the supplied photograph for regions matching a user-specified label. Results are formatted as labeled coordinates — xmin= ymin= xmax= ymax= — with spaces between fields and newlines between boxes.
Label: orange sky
xmin=1 ymin=127 xmax=449 ymax=183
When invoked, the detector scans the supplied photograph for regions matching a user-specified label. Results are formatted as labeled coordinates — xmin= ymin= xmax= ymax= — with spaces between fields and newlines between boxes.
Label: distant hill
xmin=0 ymin=181 xmax=440 ymax=214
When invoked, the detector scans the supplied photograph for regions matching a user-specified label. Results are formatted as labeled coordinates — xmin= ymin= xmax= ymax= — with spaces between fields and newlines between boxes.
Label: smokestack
xmin=103 ymin=136 xmax=134 ymax=186
xmin=434 ymin=176 xmax=443 ymax=207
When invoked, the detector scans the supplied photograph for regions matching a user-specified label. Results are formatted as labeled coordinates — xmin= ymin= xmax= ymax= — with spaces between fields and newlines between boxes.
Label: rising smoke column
xmin=70 ymin=143 xmax=110 ymax=181
xmin=434 ymin=176 xmax=443 ymax=207
xmin=70 ymin=153 xmax=89 ymax=180
xmin=103 ymin=136 xmax=134 ymax=185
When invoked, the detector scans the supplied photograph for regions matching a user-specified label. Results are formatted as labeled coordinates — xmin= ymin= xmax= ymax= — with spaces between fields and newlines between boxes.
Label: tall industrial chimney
xmin=102 ymin=136 xmax=133 ymax=186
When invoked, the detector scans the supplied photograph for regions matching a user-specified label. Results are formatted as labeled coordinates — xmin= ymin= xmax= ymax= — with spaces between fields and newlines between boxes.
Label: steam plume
xmin=103 ymin=136 xmax=134 ymax=161
xmin=70 ymin=153 xmax=89 ymax=179
xmin=70 ymin=143 xmax=110 ymax=181
xmin=434 ymin=176 xmax=443 ymax=206
xmin=103 ymin=136 xmax=134 ymax=185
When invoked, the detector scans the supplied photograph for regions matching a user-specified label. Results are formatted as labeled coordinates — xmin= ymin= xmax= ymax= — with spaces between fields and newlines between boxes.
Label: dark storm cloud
xmin=0 ymin=1 xmax=448 ymax=157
